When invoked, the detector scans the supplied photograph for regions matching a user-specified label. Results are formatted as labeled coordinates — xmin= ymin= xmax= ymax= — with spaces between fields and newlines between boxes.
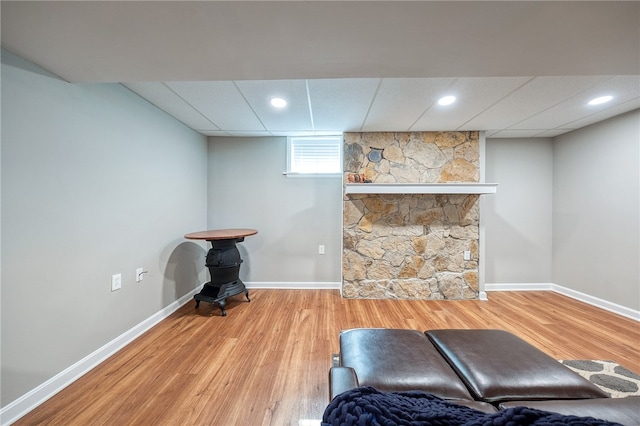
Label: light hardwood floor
xmin=15 ymin=290 xmax=639 ymax=425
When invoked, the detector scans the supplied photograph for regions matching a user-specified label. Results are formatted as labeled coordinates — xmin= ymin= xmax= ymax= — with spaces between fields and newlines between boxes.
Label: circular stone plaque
xmin=368 ymin=149 xmax=382 ymax=163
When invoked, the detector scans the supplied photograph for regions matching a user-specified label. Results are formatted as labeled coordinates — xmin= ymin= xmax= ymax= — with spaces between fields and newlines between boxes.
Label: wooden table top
xmin=184 ymin=228 xmax=258 ymax=241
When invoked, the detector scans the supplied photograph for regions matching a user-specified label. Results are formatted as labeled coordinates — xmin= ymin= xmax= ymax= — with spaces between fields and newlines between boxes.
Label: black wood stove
xmin=184 ymin=229 xmax=257 ymax=316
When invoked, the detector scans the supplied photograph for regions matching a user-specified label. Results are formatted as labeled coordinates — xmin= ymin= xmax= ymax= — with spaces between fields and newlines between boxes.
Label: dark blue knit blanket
xmin=322 ymin=387 xmax=621 ymax=426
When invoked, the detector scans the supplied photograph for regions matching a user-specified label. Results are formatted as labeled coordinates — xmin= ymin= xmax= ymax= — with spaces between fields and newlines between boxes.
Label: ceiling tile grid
xmin=6 ymin=1 xmax=640 ymax=139
xmin=307 ymin=78 xmax=380 ymax=133
xmin=234 ymin=80 xmax=312 ymax=133
xmin=361 ymin=78 xmax=454 ymax=131
xmin=123 ymin=82 xmax=219 ymax=132
xmin=125 ymin=76 xmax=640 ymax=138
xmin=166 ymin=81 xmax=265 ymax=133
xmin=509 ymin=76 xmax=640 ymax=130
xmin=461 ymin=76 xmax=614 ymax=131
xmin=413 ymin=77 xmax=534 ymax=131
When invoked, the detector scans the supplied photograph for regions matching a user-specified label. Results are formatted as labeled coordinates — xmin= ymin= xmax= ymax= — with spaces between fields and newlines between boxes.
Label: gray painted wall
xmin=207 ymin=137 xmax=342 ymax=284
xmin=2 ymin=46 xmax=637 ymax=412
xmin=553 ymin=110 xmax=640 ymax=310
xmin=1 ymin=50 xmax=208 ymax=405
xmin=484 ymin=138 xmax=554 ymax=283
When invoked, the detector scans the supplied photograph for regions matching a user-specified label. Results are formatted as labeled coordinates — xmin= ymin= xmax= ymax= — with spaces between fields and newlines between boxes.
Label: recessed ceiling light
xmin=587 ymin=95 xmax=613 ymax=106
xmin=438 ymin=95 xmax=456 ymax=106
xmin=270 ymin=97 xmax=287 ymax=108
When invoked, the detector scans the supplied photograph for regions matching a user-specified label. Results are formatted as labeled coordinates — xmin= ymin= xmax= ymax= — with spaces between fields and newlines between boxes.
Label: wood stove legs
xmin=212 ymin=289 xmax=251 ymax=317
xmin=214 ymin=290 xmax=250 ymax=317
xmin=194 ymin=280 xmax=250 ymax=316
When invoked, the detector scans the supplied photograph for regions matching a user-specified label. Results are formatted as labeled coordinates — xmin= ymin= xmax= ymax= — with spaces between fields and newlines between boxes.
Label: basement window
xmin=285 ymin=136 xmax=342 ymax=178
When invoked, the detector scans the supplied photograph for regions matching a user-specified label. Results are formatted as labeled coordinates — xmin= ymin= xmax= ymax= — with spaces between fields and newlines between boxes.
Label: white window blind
xmin=286 ymin=136 xmax=342 ymax=176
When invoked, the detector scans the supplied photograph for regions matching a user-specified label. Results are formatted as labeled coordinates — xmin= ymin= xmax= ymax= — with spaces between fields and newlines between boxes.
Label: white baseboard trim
xmin=245 ymin=281 xmax=342 ymax=290
xmin=485 ymin=283 xmax=639 ymax=321
xmin=551 ymin=284 xmax=640 ymax=322
xmin=485 ymin=283 xmax=554 ymax=292
xmin=0 ymin=287 xmax=201 ymax=426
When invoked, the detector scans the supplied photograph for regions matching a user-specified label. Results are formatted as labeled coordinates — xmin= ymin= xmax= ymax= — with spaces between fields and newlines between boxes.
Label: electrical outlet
xmin=111 ymin=273 xmax=122 ymax=291
xmin=136 ymin=268 xmax=145 ymax=282
xmin=463 ymin=250 xmax=471 ymax=261
xmin=318 ymin=245 xmax=325 ymax=255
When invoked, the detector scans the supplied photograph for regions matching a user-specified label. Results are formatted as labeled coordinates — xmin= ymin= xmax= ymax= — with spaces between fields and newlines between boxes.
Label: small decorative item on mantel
xmin=347 ymin=173 xmax=371 ymax=183
xmin=368 ymin=148 xmax=383 ymax=163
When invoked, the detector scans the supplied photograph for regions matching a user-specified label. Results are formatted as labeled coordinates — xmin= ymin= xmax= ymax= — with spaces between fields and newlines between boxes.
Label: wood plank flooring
xmin=15 ymin=290 xmax=639 ymax=425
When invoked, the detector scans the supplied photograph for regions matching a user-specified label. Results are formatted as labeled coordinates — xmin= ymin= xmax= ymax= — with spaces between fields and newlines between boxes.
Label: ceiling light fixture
xmin=587 ymin=95 xmax=613 ymax=106
xmin=270 ymin=97 xmax=287 ymax=108
xmin=438 ymin=95 xmax=456 ymax=106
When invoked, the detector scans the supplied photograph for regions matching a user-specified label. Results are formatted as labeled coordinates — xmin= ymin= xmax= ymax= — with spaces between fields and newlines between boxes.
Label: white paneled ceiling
xmin=2 ymin=1 xmax=639 ymax=138
xmin=124 ymin=76 xmax=640 ymax=137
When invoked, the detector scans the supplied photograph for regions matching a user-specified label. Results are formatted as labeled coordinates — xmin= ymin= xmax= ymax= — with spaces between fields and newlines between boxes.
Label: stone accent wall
xmin=343 ymin=131 xmax=481 ymax=299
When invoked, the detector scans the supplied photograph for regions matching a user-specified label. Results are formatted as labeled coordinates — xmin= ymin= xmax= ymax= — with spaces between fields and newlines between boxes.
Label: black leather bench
xmin=329 ymin=328 xmax=640 ymax=423
xmin=425 ymin=329 xmax=607 ymax=403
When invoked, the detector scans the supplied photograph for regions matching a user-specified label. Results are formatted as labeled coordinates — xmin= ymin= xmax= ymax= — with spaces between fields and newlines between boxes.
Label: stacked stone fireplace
xmin=343 ymin=131 xmax=481 ymax=300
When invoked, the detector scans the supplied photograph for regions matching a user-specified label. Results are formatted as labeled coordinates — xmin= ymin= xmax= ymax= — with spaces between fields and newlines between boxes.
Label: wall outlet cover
xmin=111 ymin=273 xmax=122 ymax=291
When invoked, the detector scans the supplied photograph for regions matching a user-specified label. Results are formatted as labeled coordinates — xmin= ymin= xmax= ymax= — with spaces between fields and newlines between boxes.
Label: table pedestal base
xmin=194 ymin=280 xmax=250 ymax=316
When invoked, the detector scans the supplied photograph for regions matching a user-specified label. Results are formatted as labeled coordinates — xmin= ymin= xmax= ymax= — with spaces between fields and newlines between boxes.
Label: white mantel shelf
xmin=344 ymin=182 xmax=498 ymax=195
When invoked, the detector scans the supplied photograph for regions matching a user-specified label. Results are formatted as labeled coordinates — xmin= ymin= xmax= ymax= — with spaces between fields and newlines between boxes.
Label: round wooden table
xmin=185 ymin=228 xmax=258 ymax=316
xmin=184 ymin=228 xmax=258 ymax=242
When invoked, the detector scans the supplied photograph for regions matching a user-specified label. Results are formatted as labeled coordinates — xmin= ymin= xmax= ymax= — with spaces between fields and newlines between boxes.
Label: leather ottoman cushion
xmin=500 ymin=397 xmax=640 ymax=425
xmin=339 ymin=328 xmax=473 ymax=400
xmin=450 ymin=399 xmax=498 ymax=413
xmin=425 ymin=329 xmax=609 ymax=403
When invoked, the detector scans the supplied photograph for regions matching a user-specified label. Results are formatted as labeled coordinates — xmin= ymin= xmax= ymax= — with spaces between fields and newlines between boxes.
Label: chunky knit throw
xmin=322 ymin=387 xmax=621 ymax=426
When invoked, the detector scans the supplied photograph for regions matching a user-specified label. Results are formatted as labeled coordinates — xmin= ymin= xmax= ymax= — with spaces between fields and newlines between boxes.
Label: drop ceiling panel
xmin=562 ymin=98 xmax=640 ymax=131
xmin=362 ymin=78 xmax=454 ymax=131
xmin=124 ymin=82 xmax=218 ymax=131
xmin=201 ymin=130 xmax=235 ymax=137
xmin=488 ymin=129 xmax=557 ymax=139
xmin=307 ymin=78 xmax=379 ymax=132
xmin=166 ymin=81 xmax=265 ymax=132
xmin=3 ymin=2 xmax=640 ymax=140
xmin=463 ymin=76 xmax=612 ymax=130
xmin=534 ymin=129 xmax=577 ymax=138
xmin=511 ymin=76 xmax=640 ymax=130
xmin=208 ymin=130 xmax=273 ymax=138
xmin=234 ymin=80 xmax=311 ymax=132
xmin=413 ymin=77 xmax=533 ymax=131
